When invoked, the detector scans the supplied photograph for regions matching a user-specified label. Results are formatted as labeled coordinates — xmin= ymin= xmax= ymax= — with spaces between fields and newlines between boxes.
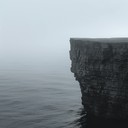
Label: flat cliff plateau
xmin=70 ymin=38 xmax=128 ymax=120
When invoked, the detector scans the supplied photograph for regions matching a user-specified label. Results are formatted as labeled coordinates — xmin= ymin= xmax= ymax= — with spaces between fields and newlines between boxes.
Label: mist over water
xmin=0 ymin=58 xmax=85 ymax=128
xmin=1 ymin=58 xmax=128 ymax=128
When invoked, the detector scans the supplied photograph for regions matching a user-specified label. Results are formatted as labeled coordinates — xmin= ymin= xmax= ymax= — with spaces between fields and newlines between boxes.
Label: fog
xmin=1 ymin=0 xmax=128 ymax=71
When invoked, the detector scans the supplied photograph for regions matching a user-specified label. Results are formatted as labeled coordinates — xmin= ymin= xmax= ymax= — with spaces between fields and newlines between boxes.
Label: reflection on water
xmin=74 ymin=108 xmax=87 ymax=127
xmin=69 ymin=107 xmax=87 ymax=128
xmin=75 ymin=108 xmax=128 ymax=128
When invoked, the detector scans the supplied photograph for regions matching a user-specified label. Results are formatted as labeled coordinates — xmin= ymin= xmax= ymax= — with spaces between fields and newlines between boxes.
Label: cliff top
xmin=70 ymin=38 xmax=128 ymax=43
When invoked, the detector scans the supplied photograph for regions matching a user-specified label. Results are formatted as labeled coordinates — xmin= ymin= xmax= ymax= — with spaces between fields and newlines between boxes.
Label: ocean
xmin=0 ymin=62 xmax=85 ymax=128
xmin=1 ymin=61 xmax=128 ymax=128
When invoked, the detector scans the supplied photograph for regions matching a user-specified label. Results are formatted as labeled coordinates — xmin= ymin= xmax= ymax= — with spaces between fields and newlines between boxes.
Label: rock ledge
xmin=70 ymin=38 xmax=128 ymax=120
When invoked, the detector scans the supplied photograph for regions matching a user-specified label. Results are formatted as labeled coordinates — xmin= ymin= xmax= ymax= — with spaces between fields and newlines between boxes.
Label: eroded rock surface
xmin=70 ymin=38 xmax=128 ymax=120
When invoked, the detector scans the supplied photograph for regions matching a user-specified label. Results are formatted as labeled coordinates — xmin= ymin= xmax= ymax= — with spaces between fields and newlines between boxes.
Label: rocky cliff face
xmin=70 ymin=38 xmax=128 ymax=120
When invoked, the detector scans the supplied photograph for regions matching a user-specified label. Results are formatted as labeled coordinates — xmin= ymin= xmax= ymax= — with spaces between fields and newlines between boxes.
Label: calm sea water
xmin=0 ymin=63 xmax=128 ymax=128
xmin=0 ymin=63 xmax=86 ymax=128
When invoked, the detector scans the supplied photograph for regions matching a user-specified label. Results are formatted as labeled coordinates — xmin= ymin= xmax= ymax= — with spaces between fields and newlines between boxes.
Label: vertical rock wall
xmin=70 ymin=38 xmax=128 ymax=120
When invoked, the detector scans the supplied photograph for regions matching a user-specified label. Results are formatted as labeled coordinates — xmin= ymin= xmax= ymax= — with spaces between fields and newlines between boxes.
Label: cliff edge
xmin=70 ymin=38 xmax=128 ymax=120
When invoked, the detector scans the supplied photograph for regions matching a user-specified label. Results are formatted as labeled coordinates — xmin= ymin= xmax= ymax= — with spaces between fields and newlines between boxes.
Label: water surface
xmin=0 ymin=64 xmax=83 ymax=128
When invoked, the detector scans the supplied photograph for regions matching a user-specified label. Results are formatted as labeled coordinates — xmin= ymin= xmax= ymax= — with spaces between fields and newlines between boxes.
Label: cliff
xmin=70 ymin=38 xmax=128 ymax=120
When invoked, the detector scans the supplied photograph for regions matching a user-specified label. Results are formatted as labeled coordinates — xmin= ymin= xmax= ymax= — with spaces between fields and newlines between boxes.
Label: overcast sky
xmin=0 ymin=0 xmax=128 ymax=68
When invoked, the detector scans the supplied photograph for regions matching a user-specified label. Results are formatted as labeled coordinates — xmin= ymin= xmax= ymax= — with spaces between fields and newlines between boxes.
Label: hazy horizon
xmin=1 ymin=0 xmax=128 ymax=69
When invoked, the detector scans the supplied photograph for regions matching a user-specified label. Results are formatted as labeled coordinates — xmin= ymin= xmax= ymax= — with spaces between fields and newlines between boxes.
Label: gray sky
xmin=0 ymin=0 xmax=128 ymax=67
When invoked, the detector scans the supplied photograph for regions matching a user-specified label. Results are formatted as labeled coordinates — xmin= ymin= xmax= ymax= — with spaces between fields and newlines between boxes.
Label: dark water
xmin=0 ymin=65 xmax=85 ymax=128
xmin=0 ymin=64 xmax=128 ymax=128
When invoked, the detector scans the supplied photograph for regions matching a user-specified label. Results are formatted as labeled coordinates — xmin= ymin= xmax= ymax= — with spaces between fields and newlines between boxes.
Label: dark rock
xmin=70 ymin=38 xmax=128 ymax=120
